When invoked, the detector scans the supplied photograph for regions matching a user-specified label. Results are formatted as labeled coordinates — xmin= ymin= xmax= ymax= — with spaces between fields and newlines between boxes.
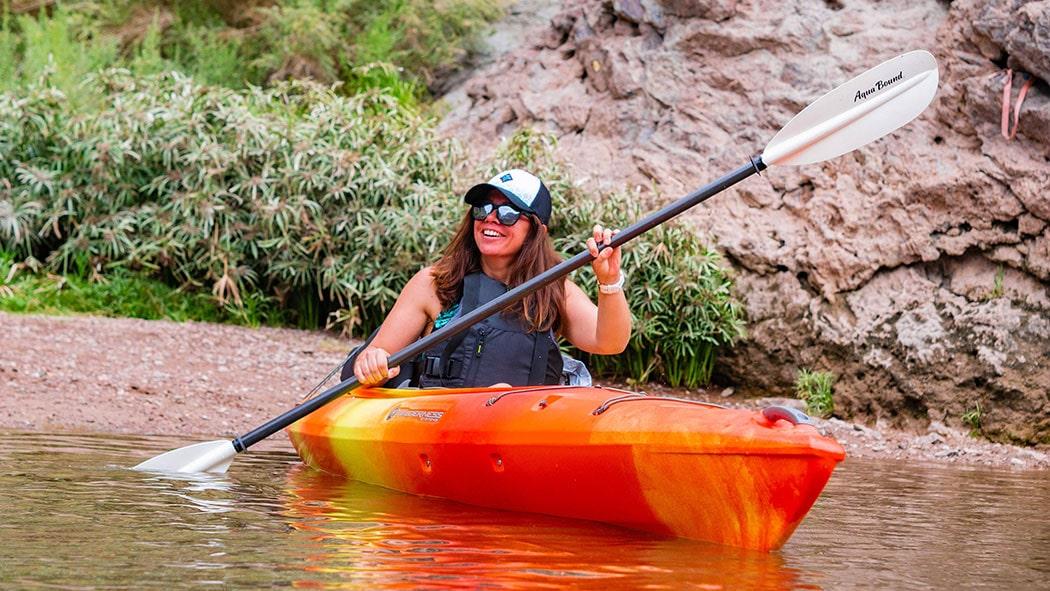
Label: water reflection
xmin=280 ymin=466 xmax=811 ymax=590
xmin=1 ymin=431 xmax=1046 ymax=590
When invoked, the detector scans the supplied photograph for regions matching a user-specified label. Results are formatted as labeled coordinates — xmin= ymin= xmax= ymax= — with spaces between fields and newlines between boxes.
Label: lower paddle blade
xmin=132 ymin=439 xmax=237 ymax=474
xmin=762 ymin=50 xmax=939 ymax=167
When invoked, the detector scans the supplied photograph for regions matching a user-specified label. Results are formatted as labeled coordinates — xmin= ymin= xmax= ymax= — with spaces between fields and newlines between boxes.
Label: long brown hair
xmin=431 ymin=210 xmax=565 ymax=332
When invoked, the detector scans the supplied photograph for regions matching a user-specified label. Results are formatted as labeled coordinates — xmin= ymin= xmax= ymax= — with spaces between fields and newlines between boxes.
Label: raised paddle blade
xmin=762 ymin=50 xmax=939 ymax=167
xmin=133 ymin=439 xmax=237 ymax=474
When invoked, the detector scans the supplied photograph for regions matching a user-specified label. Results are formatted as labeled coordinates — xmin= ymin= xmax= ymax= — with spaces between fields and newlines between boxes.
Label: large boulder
xmin=439 ymin=0 xmax=1050 ymax=444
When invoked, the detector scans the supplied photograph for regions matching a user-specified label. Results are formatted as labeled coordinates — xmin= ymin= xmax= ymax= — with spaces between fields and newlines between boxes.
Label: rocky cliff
xmin=439 ymin=0 xmax=1049 ymax=443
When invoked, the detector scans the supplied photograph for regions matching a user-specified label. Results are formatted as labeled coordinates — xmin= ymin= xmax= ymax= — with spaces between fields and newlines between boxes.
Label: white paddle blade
xmin=762 ymin=50 xmax=939 ymax=167
xmin=133 ymin=439 xmax=237 ymax=474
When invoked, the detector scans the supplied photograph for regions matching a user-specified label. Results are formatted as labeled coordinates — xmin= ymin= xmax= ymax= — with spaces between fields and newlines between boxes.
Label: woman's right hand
xmin=353 ymin=346 xmax=400 ymax=386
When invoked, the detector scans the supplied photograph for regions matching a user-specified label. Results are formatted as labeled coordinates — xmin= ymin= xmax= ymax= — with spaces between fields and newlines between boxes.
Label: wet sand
xmin=2 ymin=312 xmax=1046 ymax=469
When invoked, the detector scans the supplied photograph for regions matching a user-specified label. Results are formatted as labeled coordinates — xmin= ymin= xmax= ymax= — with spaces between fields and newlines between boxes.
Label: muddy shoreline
xmin=2 ymin=312 xmax=1046 ymax=469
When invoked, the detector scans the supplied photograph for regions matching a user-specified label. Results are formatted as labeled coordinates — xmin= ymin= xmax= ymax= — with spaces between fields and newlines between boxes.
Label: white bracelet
xmin=598 ymin=272 xmax=625 ymax=294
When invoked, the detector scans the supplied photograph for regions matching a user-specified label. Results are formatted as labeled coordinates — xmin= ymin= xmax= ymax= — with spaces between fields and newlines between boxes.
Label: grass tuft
xmin=961 ymin=402 xmax=982 ymax=436
xmin=0 ymin=251 xmax=286 ymax=326
xmin=796 ymin=368 xmax=835 ymax=418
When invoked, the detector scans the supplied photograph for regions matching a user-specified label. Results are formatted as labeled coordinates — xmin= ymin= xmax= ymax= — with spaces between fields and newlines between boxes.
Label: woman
xmin=352 ymin=169 xmax=631 ymax=387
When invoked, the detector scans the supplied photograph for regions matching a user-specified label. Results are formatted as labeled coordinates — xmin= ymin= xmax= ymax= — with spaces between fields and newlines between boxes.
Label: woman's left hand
xmin=587 ymin=224 xmax=622 ymax=285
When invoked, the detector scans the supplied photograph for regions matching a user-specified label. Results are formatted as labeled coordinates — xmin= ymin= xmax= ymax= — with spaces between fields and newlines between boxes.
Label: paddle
xmin=134 ymin=50 xmax=939 ymax=473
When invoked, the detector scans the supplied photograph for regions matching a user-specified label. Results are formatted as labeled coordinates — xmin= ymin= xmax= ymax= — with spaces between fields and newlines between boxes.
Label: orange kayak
xmin=287 ymin=385 xmax=845 ymax=551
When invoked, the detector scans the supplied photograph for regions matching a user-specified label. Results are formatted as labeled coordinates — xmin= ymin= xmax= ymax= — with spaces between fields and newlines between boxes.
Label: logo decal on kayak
xmin=386 ymin=406 xmax=446 ymax=423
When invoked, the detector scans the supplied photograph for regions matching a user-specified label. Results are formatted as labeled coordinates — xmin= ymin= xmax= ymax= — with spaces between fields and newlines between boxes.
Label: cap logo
xmin=500 ymin=173 xmax=513 ymax=182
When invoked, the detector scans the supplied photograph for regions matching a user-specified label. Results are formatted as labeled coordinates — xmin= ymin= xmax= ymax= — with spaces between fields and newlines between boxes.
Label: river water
xmin=1 ymin=431 xmax=1047 ymax=590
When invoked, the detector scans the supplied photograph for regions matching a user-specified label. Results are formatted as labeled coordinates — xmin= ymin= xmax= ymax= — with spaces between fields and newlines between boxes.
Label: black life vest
xmin=416 ymin=272 xmax=562 ymax=388
xmin=340 ymin=272 xmax=563 ymax=388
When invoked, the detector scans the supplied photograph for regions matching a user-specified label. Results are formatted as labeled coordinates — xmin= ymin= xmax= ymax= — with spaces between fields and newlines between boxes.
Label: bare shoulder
xmin=405 ymin=266 xmax=442 ymax=316
xmin=409 ymin=266 xmax=437 ymax=288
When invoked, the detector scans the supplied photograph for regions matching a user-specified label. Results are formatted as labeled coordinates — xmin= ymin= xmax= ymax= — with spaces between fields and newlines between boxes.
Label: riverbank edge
xmin=2 ymin=312 xmax=1046 ymax=470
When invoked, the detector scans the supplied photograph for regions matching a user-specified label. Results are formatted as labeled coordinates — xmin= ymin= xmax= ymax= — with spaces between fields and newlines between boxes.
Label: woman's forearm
xmin=594 ymin=289 xmax=631 ymax=354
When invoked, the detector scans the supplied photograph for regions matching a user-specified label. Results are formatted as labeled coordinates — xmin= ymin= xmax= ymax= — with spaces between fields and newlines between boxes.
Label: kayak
xmin=287 ymin=385 xmax=845 ymax=551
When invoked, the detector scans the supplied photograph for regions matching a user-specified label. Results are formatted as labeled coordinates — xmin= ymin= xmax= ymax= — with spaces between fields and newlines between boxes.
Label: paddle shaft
xmin=232 ymin=156 xmax=766 ymax=451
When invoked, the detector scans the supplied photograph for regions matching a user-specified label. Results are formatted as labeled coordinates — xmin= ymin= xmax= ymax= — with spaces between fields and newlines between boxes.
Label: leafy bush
xmin=0 ymin=70 xmax=460 ymax=331
xmin=251 ymin=1 xmax=344 ymax=84
xmin=0 ymin=71 xmax=745 ymax=386
xmin=337 ymin=0 xmax=504 ymax=90
xmin=0 ymin=1 xmax=504 ymax=99
xmin=795 ymin=369 xmax=835 ymax=418
xmin=248 ymin=0 xmax=505 ymax=98
xmin=0 ymin=5 xmax=120 ymax=107
xmin=490 ymin=130 xmax=745 ymax=387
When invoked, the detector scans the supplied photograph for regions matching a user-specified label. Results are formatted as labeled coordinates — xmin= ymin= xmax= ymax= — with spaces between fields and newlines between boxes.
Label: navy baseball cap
xmin=464 ymin=169 xmax=552 ymax=225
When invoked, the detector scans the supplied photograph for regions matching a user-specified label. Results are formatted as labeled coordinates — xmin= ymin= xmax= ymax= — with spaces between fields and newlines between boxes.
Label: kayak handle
xmin=485 ymin=386 xmax=563 ymax=407
xmin=592 ymin=393 xmax=648 ymax=415
xmin=484 ymin=384 xmax=654 ymax=408
xmin=762 ymin=406 xmax=814 ymax=426
xmin=592 ymin=395 xmax=728 ymax=416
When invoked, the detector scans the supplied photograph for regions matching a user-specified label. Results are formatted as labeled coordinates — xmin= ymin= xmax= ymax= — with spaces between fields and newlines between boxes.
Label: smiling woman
xmin=350 ymin=169 xmax=632 ymax=388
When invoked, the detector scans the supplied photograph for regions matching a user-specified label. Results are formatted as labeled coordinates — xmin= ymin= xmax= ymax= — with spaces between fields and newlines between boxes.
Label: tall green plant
xmin=128 ymin=18 xmax=172 ymax=76
xmin=0 ymin=7 xmax=16 ymax=88
xmin=489 ymin=130 xmax=745 ymax=387
xmin=338 ymin=0 xmax=504 ymax=89
xmin=1 ymin=6 xmax=118 ymax=105
xmin=252 ymin=1 xmax=344 ymax=84
xmin=172 ymin=27 xmax=247 ymax=87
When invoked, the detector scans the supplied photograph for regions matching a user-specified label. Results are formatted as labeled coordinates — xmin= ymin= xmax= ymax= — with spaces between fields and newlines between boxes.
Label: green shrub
xmin=490 ymin=130 xmax=745 ymax=387
xmin=251 ymin=1 xmax=344 ymax=84
xmin=0 ymin=9 xmax=16 ymax=87
xmin=171 ymin=26 xmax=249 ymax=88
xmin=796 ymin=369 xmax=835 ymax=418
xmin=0 ymin=0 xmax=505 ymax=100
xmin=0 ymin=4 xmax=119 ymax=107
xmin=338 ymin=0 xmax=505 ymax=90
xmin=0 ymin=72 xmax=745 ymax=386
xmin=0 ymin=70 xmax=459 ymax=332
xmin=248 ymin=0 xmax=505 ymax=100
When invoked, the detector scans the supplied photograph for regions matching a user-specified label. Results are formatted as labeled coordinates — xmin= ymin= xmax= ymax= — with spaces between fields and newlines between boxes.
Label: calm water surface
xmin=1 ymin=431 xmax=1047 ymax=590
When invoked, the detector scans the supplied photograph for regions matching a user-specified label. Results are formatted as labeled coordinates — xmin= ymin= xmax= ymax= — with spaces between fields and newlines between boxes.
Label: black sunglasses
xmin=470 ymin=202 xmax=528 ymax=226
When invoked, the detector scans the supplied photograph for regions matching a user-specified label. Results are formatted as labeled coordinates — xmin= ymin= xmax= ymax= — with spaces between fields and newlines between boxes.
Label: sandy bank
xmin=1 ymin=312 xmax=347 ymax=441
xmin=2 ymin=312 xmax=1046 ymax=469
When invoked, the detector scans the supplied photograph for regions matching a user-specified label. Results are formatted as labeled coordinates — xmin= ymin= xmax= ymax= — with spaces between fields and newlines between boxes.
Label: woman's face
xmin=473 ymin=192 xmax=532 ymax=259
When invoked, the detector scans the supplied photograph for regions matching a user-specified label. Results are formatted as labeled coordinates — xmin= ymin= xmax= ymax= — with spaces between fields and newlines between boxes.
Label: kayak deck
xmin=287 ymin=385 xmax=845 ymax=551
